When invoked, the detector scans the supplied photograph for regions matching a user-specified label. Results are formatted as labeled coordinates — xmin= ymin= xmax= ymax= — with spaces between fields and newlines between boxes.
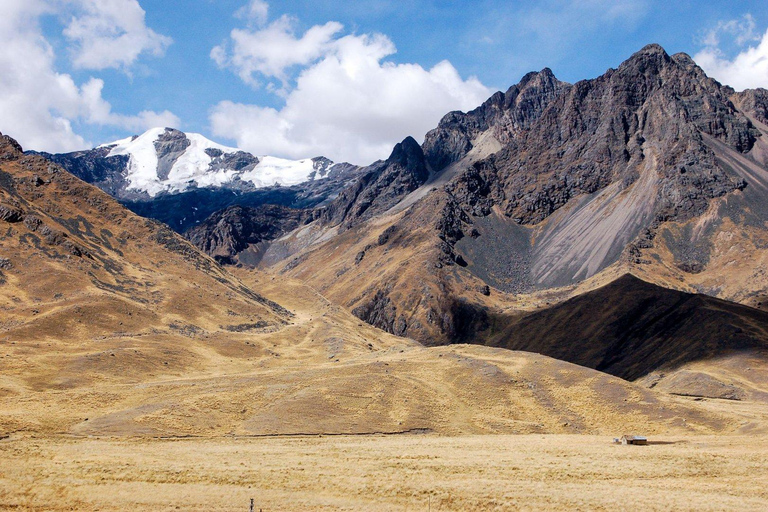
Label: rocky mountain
xmin=185 ymin=204 xmax=312 ymax=265
xmin=187 ymin=44 xmax=768 ymax=352
xmin=34 ymin=127 xmax=359 ymax=231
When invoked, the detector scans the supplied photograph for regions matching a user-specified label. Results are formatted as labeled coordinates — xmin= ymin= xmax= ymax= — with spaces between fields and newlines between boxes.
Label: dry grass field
xmin=2 ymin=434 xmax=768 ymax=511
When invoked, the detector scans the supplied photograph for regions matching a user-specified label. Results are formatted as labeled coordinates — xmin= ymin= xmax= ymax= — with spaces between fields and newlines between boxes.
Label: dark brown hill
xmin=486 ymin=274 xmax=768 ymax=381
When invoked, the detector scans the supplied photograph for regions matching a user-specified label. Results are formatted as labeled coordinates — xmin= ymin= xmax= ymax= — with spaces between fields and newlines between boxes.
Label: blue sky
xmin=1 ymin=0 xmax=767 ymax=163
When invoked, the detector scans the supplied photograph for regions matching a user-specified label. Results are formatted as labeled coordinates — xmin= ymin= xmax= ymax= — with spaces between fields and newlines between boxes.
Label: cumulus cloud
xmin=63 ymin=0 xmax=172 ymax=70
xmin=695 ymin=16 xmax=768 ymax=91
xmin=0 ymin=0 xmax=177 ymax=152
xmin=212 ymin=15 xmax=343 ymax=89
xmin=79 ymin=78 xmax=179 ymax=131
xmin=210 ymin=4 xmax=492 ymax=164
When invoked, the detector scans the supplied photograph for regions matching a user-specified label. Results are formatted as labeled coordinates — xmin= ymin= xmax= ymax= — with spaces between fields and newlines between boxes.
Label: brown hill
xmin=0 ymin=132 xmax=295 ymax=386
xmin=3 ymin=131 xmax=763 ymax=438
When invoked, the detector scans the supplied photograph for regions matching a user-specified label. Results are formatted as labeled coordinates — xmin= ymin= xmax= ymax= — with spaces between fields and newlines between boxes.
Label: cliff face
xmin=733 ymin=88 xmax=768 ymax=125
xmin=319 ymin=136 xmax=430 ymax=228
xmin=185 ymin=204 xmax=311 ymax=265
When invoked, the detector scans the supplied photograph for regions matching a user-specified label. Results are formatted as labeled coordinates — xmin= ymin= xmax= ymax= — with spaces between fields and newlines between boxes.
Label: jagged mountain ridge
xmin=226 ymin=43 xmax=768 ymax=347
xmin=34 ymin=127 xmax=360 ymax=231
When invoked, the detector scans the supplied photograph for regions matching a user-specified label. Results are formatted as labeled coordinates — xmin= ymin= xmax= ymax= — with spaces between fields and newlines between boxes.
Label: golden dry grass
xmin=2 ymin=434 xmax=768 ymax=511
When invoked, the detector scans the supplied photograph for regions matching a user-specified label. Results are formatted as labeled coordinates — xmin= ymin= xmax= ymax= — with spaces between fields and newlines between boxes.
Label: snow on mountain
xmin=101 ymin=127 xmax=337 ymax=197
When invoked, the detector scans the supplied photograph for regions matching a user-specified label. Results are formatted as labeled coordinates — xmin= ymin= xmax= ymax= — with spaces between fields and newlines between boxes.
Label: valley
xmin=2 ymin=41 xmax=768 ymax=511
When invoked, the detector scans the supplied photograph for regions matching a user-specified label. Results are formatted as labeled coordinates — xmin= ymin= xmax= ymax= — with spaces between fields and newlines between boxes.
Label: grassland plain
xmin=2 ymin=434 xmax=768 ymax=511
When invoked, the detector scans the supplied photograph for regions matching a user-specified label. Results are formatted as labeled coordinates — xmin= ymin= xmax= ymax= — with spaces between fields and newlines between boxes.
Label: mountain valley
xmin=3 ymin=42 xmax=768 ymax=511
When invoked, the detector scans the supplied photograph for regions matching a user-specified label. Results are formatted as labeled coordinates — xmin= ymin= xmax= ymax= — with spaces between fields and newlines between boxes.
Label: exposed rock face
xmin=205 ymin=148 xmax=259 ymax=174
xmin=185 ymin=204 xmax=310 ymax=264
xmin=733 ymin=88 xmax=768 ymax=125
xmin=271 ymin=44 xmax=768 ymax=346
xmin=423 ymin=67 xmax=570 ymax=173
xmin=154 ymin=128 xmax=191 ymax=180
xmin=320 ymin=136 xmax=429 ymax=228
xmin=351 ymin=290 xmax=408 ymax=337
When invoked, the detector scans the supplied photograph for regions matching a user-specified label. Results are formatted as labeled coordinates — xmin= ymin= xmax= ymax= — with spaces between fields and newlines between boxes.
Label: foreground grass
xmin=1 ymin=434 xmax=767 ymax=511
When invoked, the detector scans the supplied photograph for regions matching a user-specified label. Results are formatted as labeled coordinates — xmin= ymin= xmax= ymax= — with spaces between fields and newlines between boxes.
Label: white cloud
xmin=212 ymin=14 xmax=343 ymax=89
xmin=695 ymin=19 xmax=768 ymax=91
xmin=210 ymin=5 xmax=492 ymax=164
xmin=0 ymin=0 xmax=177 ymax=153
xmin=699 ymin=14 xmax=758 ymax=48
xmin=79 ymin=78 xmax=180 ymax=131
xmin=63 ymin=0 xmax=172 ymax=70
xmin=237 ymin=0 xmax=269 ymax=27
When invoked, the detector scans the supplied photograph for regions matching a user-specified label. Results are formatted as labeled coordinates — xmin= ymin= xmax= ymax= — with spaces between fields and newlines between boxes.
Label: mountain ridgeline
xmin=30 ymin=44 xmax=768 ymax=357
xmin=218 ymin=43 xmax=768 ymax=347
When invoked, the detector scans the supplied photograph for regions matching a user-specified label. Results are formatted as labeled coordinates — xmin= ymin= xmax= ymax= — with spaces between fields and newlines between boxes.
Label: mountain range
xmin=3 ymin=43 xmax=768 ymax=442
xmin=167 ymin=44 xmax=768 ymax=350
xmin=34 ymin=127 xmax=359 ymax=231
xmin=6 ymin=128 xmax=749 ymax=440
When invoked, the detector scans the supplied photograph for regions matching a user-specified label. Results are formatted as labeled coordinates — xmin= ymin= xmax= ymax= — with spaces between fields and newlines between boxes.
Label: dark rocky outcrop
xmin=351 ymin=290 xmax=409 ymax=337
xmin=733 ymin=88 xmax=768 ymax=125
xmin=320 ymin=136 xmax=429 ymax=228
xmin=185 ymin=204 xmax=311 ymax=264
xmin=154 ymin=128 xmax=191 ymax=180
xmin=206 ymin=148 xmax=259 ymax=174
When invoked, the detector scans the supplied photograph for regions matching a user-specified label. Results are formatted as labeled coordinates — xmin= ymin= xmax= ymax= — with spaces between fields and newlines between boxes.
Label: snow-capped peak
xmin=100 ymin=127 xmax=337 ymax=197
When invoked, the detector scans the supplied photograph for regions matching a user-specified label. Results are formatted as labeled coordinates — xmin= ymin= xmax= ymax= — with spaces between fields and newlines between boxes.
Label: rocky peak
xmin=733 ymin=88 xmax=768 ymax=125
xmin=319 ymin=136 xmax=429 ymax=228
xmin=154 ymin=128 xmax=191 ymax=180
xmin=387 ymin=136 xmax=428 ymax=179
xmin=422 ymin=68 xmax=570 ymax=172
xmin=311 ymin=156 xmax=334 ymax=178
xmin=0 ymin=133 xmax=23 ymax=160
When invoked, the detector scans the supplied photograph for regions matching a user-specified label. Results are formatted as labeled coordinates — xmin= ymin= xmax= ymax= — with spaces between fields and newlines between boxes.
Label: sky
xmin=0 ymin=0 xmax=767 ymax=165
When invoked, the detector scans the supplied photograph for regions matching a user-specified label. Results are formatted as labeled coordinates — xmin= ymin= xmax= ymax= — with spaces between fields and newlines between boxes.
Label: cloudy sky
xmin=1 ymin=0 xmax=767 ymax=164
